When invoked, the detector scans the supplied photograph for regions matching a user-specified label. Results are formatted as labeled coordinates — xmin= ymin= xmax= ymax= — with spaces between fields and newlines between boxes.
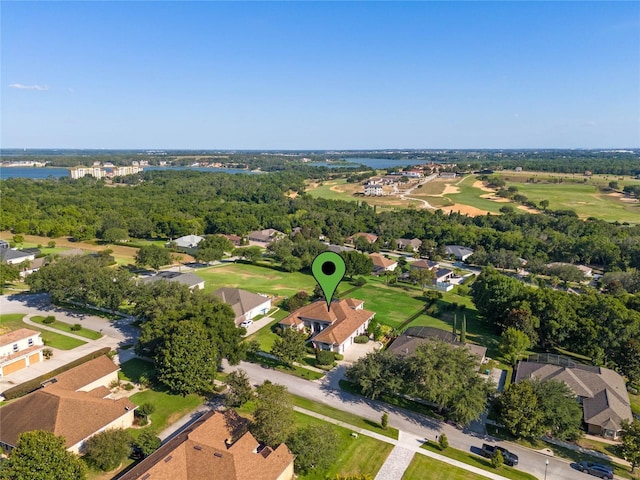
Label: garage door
xmin=2 ymin=358 xmax=27 ymax=376
xmin=29 ymin=353 xmax=41 ymax=365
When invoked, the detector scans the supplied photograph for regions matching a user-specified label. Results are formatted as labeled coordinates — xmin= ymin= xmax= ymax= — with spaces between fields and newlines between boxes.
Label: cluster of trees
xmin=225 ymin=377 xmax=340 ymax=476
xmin=3 ymin=170 xmax=639 ymax=275
xmin=471 ymin=269 xmax=640 ymax=384
xmin=0 ymin=429 xmax=161 ymax=479
xmin=494 ymin=379 xmax=583 ymax=440
xmin=346 ymin=343 xmax=493 ymax=425
xmin=26 ymin=256 xmax=245 ymax=395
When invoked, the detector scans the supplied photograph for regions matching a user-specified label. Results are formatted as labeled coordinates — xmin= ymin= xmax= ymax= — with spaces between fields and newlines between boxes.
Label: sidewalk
xmin=294 ymin=406 xmax=513 ymax=480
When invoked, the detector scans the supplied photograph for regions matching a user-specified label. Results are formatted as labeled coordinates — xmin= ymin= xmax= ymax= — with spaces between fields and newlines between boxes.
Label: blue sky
xmin=2 ymin=1 xmax=639 ymax=149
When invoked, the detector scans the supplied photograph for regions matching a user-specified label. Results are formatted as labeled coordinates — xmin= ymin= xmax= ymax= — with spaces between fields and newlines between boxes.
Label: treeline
xmin=26 ymin=256 xmax=245 ymax=395
xmin=2 ymin=171 xmax=640 ymax=272
xmin=471 ymin=269 xmax=640 ymax=384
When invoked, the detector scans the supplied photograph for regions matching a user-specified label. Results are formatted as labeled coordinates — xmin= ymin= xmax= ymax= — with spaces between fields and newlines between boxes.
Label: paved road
xmin=0 ymin=293 xmax=139 ymax=393
xmin=224 ymin=360 xmax=585 ymax=480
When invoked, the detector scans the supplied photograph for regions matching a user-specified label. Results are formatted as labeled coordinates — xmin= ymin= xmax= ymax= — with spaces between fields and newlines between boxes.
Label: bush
xmin=316 ymin=350 xmax=335 ymax=366
xmin=70 ymin=323 xmax=82 ymax=331
xmin=123 ymin=382 xmax=135 ymax=391
xmin=135 ymin=431 xmax=161 ymax=457
xmin=84 ymin=429 xmax=133 ymax=471
xmin=47 ymin=240 xmax=56 ymax=248
xmin=381 ymin=413 xmax=389 ymax=430
xmin=42 ymin=348 xmax=53 ymax=359
xmin=354 ymin=277 xmax=367 ymax=287
xmin=334 ymin=353 xmax=344 ymax=361
xmin=306 ymin=345 xmax=317 ymax=355
xmin=354 ymin=335 xmax=369 ymax=344
xmin=438 ymin=433 xmax=449 ymax=450
xmin=491 ymin=450 xmax=504 ymax=469
xmin=137 ymin=402 xmax=156 ymax=417
xmin=42 ymin=316 xmax=55 ymax=324
xmin=138 ymin=373 xmax=151 ymax=388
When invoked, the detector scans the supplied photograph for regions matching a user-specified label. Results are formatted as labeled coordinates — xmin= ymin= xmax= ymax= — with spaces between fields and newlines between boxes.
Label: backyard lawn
xmin=0 ymin=313 xmax=86 ymax=350
xmin=128 ymin=389 xmax=204 ymax=437
xmin=30 ymin=315 xmax=101 ymax=340
xmin=118 ymin=358 xmax=155 ymax=383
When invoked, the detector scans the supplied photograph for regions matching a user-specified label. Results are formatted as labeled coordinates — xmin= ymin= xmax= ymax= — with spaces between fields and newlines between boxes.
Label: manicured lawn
xmin=446 ymin=175 xmax=507 ymax=214
xmin=196 ymin=263 xmax=317 ymax=297
xmin=118 ymin=358 xmax=155 ymax=383
xmin=512 ymin=181 xmax=640 ymax=223
xmin=30 ymin=315 xmax=101 ymax=340
xmin=402 ymin=454 xmax=488 ymax=480
xmin=291 ymin=394 xmax=399 ymax=440
xmin=421 ymin=441 xmax=538 ymax=480
xmin=0 ymin=313 xmax=86 ymax=350
xmin=246 ymin=317 xmax=282 ymax=352
xmin=629 ymin=392 xmax=640 ymax=416
xmin=128 ymin=389 xmax=204 ymax=436
xmin=295 ymin=412 xmax=394 ymax=480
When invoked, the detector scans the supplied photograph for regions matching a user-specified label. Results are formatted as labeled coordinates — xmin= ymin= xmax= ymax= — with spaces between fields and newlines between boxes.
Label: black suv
xmin=480 ymin=443 xmax=519 ymax=466
xmin=577 ymin=461 xmax=614 ymax=479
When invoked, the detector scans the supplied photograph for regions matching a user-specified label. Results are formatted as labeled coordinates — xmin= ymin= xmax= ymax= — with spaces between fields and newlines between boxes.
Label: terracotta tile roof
xmin=346 ymin=232 xmax=378 ymax=244
xmin=310 ymin=301 xmax=374 ymax=347
xmin=0 ymin=328 xmax=40 ymax=347
xmin=370 ymin=253 xmax=397 ymax=270
xmin=118 ymin=410 xmax=294 ymax=480
xmin=50 ymin=355 xmax=119 ymax=392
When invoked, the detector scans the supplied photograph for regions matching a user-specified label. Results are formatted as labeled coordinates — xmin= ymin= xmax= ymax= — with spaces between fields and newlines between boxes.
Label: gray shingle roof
xmin=140 ymin=271 xmax=204 ymax=289
xmin=213 ymin=288 xmax=270 ymax=321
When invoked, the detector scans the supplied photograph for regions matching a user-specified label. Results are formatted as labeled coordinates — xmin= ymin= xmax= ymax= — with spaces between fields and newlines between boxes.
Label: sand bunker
xmin=442 ymin=184 xmax=460 ymax=195
xmin=480 ymin=193 xmax=510 ymax=202
xmin=441 ymin=204 xmax=490 ymax=216
xmin=472 ymin=181 xmax=496 ymax=193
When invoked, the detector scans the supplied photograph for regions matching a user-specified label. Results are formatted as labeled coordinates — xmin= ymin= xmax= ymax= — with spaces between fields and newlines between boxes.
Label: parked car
xmin=480 ymin=443 xmax=519 ymax=466
xmin=577 ymin=461 xmax=614 ymax=479
xmin=240 ymin=319 xmax=253 ymax=328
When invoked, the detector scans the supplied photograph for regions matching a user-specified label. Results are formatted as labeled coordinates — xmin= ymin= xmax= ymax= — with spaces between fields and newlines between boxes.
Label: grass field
xmin=118 ymin=358 xmax=155 ymax=383
xmin=420 ymin=441 xmax=538 ymax=480
xmin=30 ymin=315 xmax=101 ymax=340
xmin=128 ymin=389 xmax=204 ymax=436
xmin=291 ymin=394 xmax=399 ymax=440
xmin=196 ymin=262 xmax=317 ymax=297
xmin=0 ymin=313 xmax=87 ymax=350
xmin=402 ymin=454 xmax=488 ymax=480
xmin=295 ymin=412 xmax=394 ymax=480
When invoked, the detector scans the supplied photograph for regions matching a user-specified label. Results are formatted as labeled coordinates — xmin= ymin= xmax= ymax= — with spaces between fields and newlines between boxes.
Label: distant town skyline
xmin=2 ymin=1 xmax=639 ymax=149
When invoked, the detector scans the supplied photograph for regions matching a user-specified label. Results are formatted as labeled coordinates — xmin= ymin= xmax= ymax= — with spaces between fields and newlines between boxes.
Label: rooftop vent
xmin=164 ymin=455 xmax=173 ymax=463
xmin=214 ymin=452 xmax=223 ymax=458
xmin=194 ymin=445 xmax=202 ymax=451
xmin=141 ymin=475 xmax=151 ymax=480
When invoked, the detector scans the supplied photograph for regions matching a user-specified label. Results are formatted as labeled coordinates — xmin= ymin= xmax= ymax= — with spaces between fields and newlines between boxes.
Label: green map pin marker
xmin=312 ymin=252 xmax=346 ymax=311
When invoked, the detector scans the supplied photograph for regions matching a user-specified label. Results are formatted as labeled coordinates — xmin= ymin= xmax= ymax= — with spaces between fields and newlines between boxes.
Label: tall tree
xmin=271 ymin=328 xmax=307 ymax=366
xmin=135 ymin=244 xmax=172 ymax=270
xmin=252 ymin=381 xmax=295 ymax=447
xmin=460 ymin=315 xmax=467 ymax=343
xmin=495 ymin=381 xmax=546 ymax=439
xmin=194 ymin=235 xmax=234 ymax=263
xmin=499 ymin=327 xmax=532 ymax=366
xmin=0 ymin=430 xmax=87 ymax=480
xmin=0 ymin=263 xmax=20 ymax=293
xmin=620 ymin=419 xmax=640 ymax=473
xmin=287 ymin=424 xmax=339 ymax=475
xmin=224 ymin=369 xmax=254 ymax=407
xmin=155 ymin=320 xmax=218 ymax=395
xmin=83 ymin=429 xmax=133 ymax=471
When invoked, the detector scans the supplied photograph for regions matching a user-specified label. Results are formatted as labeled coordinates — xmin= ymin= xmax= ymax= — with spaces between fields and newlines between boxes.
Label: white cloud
xmin=9 ymin=83 xmax=49 ymax=91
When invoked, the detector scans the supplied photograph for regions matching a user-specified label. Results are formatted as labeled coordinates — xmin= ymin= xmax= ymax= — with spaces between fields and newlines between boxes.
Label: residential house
xmin=139 ymin=271 xmax=205 ymax=290
xmin=248 ymin=229 xmax=285 ymax=247
xmin=0 ymin=356 xmax=136 ymax=454
xmin=545 ymin=262 xmax=593 ymax=277
xmin=325 ymin=244 xmax=354 ymax=254
xmin=213 ymin=288 xmax=271 ymax=326
xmin=221 ymin=234 xmax=243 ymax=247
xmin=169 ymin=235 xmax=204 ymax=254
xmin=369 ymin=253 xmax=398 ymax=274
xmin=388 ymin=326 xmax=487 ymax=364
xmin=0 ymin=241 xmax=36 ymax=265
xmin=363 ymin=183 xmax=383 ymax=196
xmin=118 ymin=409 xmax=295 ymax=480
xmin=19 ymin=257 xmax=46 ymax=277
xmin=402 ymin=170 xmax=423 ymax=178
xmin=396 ymin=238 xmax=422 ymax=252
xmin=435 ymin=268 xmax=454 ymax=284
xmin=410 ymin=259 xmax=439 ymax=271
xmin=445 ymin=245 xmax=474 ymax=261
xmin=0 ymin=329 xmax=44 ymax=378
xmin=279 ymin=299 xmax=375 ymax=354
xmin=515 ymin=358 xmax=633 ymax=439
xmin=346 ymin=232 xmax=378 ymax=245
